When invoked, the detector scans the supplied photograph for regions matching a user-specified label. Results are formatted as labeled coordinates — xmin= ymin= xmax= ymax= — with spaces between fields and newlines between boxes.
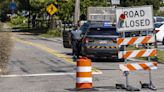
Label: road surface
xmin=0 ymin=31 xmax=164 ymax=92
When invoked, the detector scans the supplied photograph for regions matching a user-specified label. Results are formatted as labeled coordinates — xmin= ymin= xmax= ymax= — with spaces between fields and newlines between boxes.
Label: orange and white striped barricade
xmin=76 ymin=57 xmax=92 ymax=89
xmin=116 ymin=35 xmax=157 ymax=91
xmin=119 ymin=62 xmax=158 ymax=72
xmin=118 ymin=49 xmax=157 ymax=59
xmin=117 ymin=36 xmax=155 ymax=46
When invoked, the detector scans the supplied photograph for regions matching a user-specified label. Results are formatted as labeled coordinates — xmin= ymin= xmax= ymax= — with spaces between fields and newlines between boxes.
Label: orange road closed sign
xmin=46 ymin=4 xmax=58 ymax=16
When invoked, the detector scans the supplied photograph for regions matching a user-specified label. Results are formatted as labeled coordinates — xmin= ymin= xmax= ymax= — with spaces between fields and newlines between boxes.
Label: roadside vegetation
xmin=156 ymin=50 xmax=164 ymax=63
xmin=10 ymin=15 xmax=28 ymax=28
xmin=0 ymin=23 xmax=13 ymax=74
xmin=40 ymin=29 xmax=61 ymax=38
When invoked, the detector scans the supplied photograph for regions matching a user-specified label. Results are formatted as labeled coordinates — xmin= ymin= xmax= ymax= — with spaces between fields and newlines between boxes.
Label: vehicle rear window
xmin=156 ymin=17 xmax=164 ymax=22
xmin=87 ymin=27 xmax=118 ymax=35
xmin=154 ymin=23 xmax=163 ymax=28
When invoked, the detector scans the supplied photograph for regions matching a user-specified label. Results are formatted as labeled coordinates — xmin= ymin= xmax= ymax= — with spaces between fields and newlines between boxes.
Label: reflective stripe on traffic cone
xmin=76 ymin=57 xmax=92 ymax=89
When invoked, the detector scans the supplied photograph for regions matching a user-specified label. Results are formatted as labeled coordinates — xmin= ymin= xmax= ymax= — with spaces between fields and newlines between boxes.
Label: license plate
xmin=99 ymin=40 xmax=107 ymax=44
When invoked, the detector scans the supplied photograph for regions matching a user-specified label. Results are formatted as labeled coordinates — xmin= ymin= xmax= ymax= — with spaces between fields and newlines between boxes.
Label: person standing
xmin=71 ymin=29 xmax=82 ymax=59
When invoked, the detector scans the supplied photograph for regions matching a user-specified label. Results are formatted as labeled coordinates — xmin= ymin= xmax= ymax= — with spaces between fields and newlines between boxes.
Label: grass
xmin=7 ymin=22 xmax=28 ymax=29
xmin=0 ymin=32 xmax=13 ymax=74
xmin=39 ymin=29 xmax=61 ymax=38
xmin=0 ymin=22 xmax=13 ymax=74
xmin=157 ymin=50 xmax=164 ymax=63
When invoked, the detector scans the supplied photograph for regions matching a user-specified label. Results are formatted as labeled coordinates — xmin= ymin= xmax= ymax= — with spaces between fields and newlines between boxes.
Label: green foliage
xmin=156 ymin=11 xmax=164 ymax=16
xmin=1 ymin=0 xmax=163 ymax=30
xmin=157 ymin=50 xmax=164 ymax=63
xmin=120 ymin=0 xmax=160 ymax=11
xmin=16 ymin=0 xmax=31 ymax=11
xmin=0 ymin=0 xmax=10 ymax=15
xmin=161 ymin=2 xmax=164 ymax=6
xmin=10 ymin=16 xmax=27 ymax=25
xmin=58 ymin=0 xmax=75 ymax=21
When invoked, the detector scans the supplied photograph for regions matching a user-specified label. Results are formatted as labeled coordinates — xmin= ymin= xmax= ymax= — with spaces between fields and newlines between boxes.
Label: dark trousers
xmin=72 ymin=39 xmax=81 ymax=58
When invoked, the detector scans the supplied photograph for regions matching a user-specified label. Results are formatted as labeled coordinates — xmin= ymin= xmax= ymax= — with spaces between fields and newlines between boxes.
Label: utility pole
xmin=74 ymin=0 xmax=80 ymax=26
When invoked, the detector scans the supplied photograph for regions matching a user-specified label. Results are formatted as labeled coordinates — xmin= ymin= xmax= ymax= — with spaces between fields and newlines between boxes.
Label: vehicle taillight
xmin=155 ymin=30 xmax=160 ymax=33
xmin=83 ymin=38 xmax=89 ymax=43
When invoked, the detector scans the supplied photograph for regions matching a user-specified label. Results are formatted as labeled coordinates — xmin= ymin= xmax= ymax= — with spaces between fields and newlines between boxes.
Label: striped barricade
xmin=117 ymin=36 xmax=155 ymax=45
xmin=76 ymin=57 xmax=92 ymax=89
xmin=118 ymin=49 xmax=157 ymax=59
xmin=119 ymin=62 xmax=158 ymax=71
xmin=116 ymin=33 xmax=157 ymax=90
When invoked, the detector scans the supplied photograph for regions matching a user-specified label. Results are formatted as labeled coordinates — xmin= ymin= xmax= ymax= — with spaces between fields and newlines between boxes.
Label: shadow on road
xmin=66 ymin=86 xmax=121 ymax=92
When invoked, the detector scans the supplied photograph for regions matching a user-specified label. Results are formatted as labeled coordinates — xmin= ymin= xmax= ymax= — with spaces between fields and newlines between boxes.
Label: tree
xmin=120 ymin=0 xmax=160 ymax=11
xmin=0 ymin=0 xmax=10 ymax=14
xmin=57 ymin=0 xmax=75 ymax=21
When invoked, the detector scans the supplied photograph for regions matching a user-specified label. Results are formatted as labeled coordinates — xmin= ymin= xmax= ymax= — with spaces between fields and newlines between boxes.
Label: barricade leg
xmin=140 ymin=70 xmax=157 ymax=90
xmin=139 ymin=31 xmax=157 ymax=90
xmin=116 ymin=71 xmax=140 ymax=91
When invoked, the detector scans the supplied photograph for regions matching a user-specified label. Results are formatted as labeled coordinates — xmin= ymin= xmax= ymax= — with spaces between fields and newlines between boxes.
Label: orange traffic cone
xmin=76 ymin=57 xmax=92 ymax=89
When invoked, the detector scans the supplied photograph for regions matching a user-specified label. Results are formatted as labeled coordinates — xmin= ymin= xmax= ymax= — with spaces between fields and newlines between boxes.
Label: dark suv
xmin=79 ymin=21 xmax=119 ymax=59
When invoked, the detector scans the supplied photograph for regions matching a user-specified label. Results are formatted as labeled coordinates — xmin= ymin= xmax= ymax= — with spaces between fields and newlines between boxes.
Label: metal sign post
xmin=46 ymin=3 xmax=58 ymax=29
xmin=9 ymin=0 xmax=16 ymax=14
xmin=122 ymin=32 xmax=130 ymax=90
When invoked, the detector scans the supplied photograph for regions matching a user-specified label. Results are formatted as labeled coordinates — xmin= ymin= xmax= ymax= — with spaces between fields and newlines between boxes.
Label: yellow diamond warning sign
xmin=46 ymin=4 xmax=58 ymax=16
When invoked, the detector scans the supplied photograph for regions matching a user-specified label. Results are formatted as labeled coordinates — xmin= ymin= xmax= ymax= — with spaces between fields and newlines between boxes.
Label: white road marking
xmin=0 ymin=72 xmax=102 ymax=78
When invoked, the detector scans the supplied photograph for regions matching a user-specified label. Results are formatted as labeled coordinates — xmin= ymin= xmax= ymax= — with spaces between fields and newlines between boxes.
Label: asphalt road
xmin=0 ymin=32 xmax=164 ymax=92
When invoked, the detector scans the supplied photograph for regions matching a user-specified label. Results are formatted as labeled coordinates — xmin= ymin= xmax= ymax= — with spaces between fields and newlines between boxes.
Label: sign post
xmin=9 ymin=0 xmax=16 ymax=14
xmin=46 ymin=3 xmax=58 ymax=29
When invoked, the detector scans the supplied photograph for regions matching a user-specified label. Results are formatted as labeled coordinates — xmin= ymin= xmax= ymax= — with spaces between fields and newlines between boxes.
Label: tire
xmin=63 ymin=41 xmax=72 ymax=48
xmin=62 ymin=31 xmax=72 ymax=48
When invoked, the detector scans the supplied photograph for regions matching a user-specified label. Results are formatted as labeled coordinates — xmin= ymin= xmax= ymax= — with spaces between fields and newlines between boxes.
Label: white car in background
xmin=155 ymin=22 xmax=164 ymax=45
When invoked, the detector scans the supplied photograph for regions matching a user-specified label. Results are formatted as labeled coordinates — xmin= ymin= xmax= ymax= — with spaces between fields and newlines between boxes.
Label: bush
xmin=10 ymin=15 xmax=27 ymax=26
xmin=0 ymin=32 xmax=13 ymax=74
